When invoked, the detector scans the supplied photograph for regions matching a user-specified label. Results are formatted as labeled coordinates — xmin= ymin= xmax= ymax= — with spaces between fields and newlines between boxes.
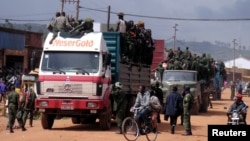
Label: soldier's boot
xmin=30 ymin=120 xmax=33 ymax=127
xmin=21 ymin=126 xmax=27 ymax=131
xmin=9 ymin=127 xmax=14 ymax=133
xmin=182 ymin=130 xmax=192 ymax=136
xmin=115 ymin=127 xmax=122 ymax=134
xmin=171 ymin=125 xmax=175 ymax=134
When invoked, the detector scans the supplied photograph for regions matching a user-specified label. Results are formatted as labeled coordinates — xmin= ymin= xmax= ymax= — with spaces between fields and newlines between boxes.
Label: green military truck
xmin=151 ymin=69 xmax=203 ymax=115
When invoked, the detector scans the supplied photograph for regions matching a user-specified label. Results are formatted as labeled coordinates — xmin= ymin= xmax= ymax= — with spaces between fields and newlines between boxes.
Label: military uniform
xmin=7 ymin=87 xmax=26 ymax=133
xmin=182 ymin=87 xmax=193 ymax=135
xmin=230 ymin=81 xmax=236 ymax=100
xmin=70 ymin=17 xmax=94 ymax=35
xmin=21 ymin=88 xmax=37 ymax=127
xmin=111 ymin=82 xmax=127 ymax=134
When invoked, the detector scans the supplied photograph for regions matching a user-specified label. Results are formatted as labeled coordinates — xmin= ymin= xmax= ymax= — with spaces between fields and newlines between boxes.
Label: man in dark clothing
xmin=164 ymin=85 xmax=183 ymax=134
xmin=154 ymin=81 xmax=163 ymax=123
xmin=21 ymin=87 xmax=37 ymax=127
xmin=111 ymin=82 xmax=127 ymax=134
xmin=7 ymin=85 xmax=26 ymax=133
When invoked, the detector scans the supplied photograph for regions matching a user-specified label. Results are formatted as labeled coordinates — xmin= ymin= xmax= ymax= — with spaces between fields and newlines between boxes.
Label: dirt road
xmin=0 ymin=88 xmax=249 ymax=141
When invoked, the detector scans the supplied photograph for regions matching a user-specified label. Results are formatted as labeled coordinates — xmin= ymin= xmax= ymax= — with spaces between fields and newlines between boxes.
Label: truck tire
xmin=41 ymin=113 xmax=55 ymax=129
xmin=99 ymin=102 xmax=112 ymax=130
xmin=71 ymin=117 xmax=80 ymax=124
xmin=200 ymin=92 xmax=209 ymax=112
xmin=191 ymin=100 xmax=200 ymax=115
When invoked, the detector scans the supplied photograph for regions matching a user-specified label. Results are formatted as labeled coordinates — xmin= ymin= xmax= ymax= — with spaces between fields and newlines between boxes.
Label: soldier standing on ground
xmin=182 ymin=85 xmax=193 ymax=136
xmin=21 ymin=87 xmax=37 ymax=127
xmin=230 ymin=81 xmax=236 ymax=100
xmin=7 ymin=85 xmax=26 ymax=133
xmin=111 ymin=82 xmax=128 ymax=134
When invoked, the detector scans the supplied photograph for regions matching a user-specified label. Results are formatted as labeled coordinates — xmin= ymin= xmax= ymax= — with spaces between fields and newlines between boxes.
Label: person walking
xmin=149 ymin=88 xmax=162 ymax=132
xmin=7 ymin=85 xmax=26 ymax=133
xmin=0 ymin=79 xmax=7 ymax=116
xmin=154 ymin=81 xmax=163 ymax=123
xmin=111 ymin=82 xmax=127 ymax=134
xmin=230 ymin=81 xmax=236 ymax=100
xmin=164 ymin=85 xmax=183 ymax=134
xmin=182 ymin=85 xmax=193 ymax=136
xmin=21 ymin=87 xmax=37 ymax=127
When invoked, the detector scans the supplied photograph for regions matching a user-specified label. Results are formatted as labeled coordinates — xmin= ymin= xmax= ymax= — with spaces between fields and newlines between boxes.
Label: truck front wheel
xmin=71 ymin=117 xmax=80 ymax=124
xmin=99 ymin=102 xmax=112 ymax=130
xmin=41 ymin=112 xmax=55 ymax=129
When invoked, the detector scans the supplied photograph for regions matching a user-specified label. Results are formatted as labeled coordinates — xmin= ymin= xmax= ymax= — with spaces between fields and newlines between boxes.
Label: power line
xmin=0 ymin=18 xmax=51 ymax=22
xmin=2 ymin=6 xmax=250 ymax=23
xmin=78 ymin=6 xmax=250 ymax=21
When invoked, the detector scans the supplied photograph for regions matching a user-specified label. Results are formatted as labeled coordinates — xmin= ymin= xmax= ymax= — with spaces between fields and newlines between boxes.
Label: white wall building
xmin=224 ymin=56 xmax=250 ymax=69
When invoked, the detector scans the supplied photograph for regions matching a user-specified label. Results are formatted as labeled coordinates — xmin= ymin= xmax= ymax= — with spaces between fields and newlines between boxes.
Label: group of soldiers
xmin=157 ymin=47 xmax=227 ymax=88
xmin=46 ymin=11 xmax=94 ymax=44
xmin=46 ymin=11 xmax=155 ymax=66
xmin=0 ymin=67 xmax=37 ymax=133
xmin=6 ymin=85 xmax=37 ymax=133
xmin=115 ymin=12 xmax=155 ymax=66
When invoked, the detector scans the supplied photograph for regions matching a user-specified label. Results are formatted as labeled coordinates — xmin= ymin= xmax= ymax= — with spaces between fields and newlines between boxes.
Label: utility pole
xmin=107 ymin=5 xmax=111 ymax=31
xmin=60 ymin=0 xmax=80 ymax=22
xmin=61 ymin=0 xmax=65 ymax=12
xmin=232 ymin=39 xmax=237 ymax=83
xmin=173 ymin=24 xmax=178 ymax=51
xmin=75 ymin=0 xmax=80 ymax=22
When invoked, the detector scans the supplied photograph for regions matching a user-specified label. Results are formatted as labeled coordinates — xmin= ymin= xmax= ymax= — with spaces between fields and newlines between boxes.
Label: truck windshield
xmin=163 ymin=71 xmax=196 ymax=81
xmin=41 ymin=51 xmax=99 ymax=73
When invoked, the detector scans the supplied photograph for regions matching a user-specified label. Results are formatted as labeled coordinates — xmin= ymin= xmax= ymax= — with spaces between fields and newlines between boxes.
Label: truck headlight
xmin=39 ymin=101 xmax=48 ymax=107
xmin=87 ymin=102 xmax=98 ymax=108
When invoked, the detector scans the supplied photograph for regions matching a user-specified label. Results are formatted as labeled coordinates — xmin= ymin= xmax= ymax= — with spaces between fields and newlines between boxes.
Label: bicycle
xmin=121 ymin=107 xmax=158 ymax=141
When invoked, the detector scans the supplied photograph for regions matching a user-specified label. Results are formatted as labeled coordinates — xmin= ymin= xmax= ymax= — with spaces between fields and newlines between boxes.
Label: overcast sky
xmin=1 ymin=0 xmax=250 ymax=48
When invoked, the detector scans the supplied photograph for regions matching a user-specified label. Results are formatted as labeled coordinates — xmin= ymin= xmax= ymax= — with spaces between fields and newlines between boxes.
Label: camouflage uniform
xmin=7 ymin=86 xmax=26 ymax=133
xmin=111 ymin=82 xmax=127 ymax=134
xmin=182 ymin=87 xmax=193 ymax=136
xmin=21 ymin=88 xmax=37 ymax=127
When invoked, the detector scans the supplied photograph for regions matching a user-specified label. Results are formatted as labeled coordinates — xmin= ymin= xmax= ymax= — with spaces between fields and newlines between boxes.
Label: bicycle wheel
xmin=145 ymin=127 xmax=158 ymax=141
xmin=122 ymin=117 xmax=140 ymax=141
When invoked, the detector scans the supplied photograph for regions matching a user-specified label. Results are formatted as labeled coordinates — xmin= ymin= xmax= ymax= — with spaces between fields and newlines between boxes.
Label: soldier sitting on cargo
xmin=125 ymin=20 xmax=137 ymax=63
xmin=69 ymin=17 xmax=94 ymax=36
xmin=144 ymin=29 xmax=155 ymax=65
xmin=48 ymin=12 xmax=73 ymax=44
xmin=134 ymin=21 xmax=146 ymax=64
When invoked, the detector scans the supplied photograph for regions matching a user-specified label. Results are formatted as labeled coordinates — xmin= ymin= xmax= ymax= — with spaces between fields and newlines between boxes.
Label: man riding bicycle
xmin=133 ymin=85 xmax=152 ymax=133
